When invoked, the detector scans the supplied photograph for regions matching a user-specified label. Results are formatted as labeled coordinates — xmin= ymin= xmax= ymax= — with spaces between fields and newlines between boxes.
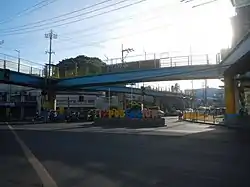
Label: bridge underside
xmin=0 ymin=69 xmax=187 ymax=97
xmin=0 ymin=64 xmax=221 ymax=90
xmin=56 ymin=64 xmax=220 ymax=88
xmin=0 ymin=69 xmax=45 ymax=88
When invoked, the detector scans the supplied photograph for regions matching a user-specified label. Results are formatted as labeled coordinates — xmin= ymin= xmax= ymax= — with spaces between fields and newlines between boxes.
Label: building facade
xmin=0 ymin=84 xmax=40 ymax=121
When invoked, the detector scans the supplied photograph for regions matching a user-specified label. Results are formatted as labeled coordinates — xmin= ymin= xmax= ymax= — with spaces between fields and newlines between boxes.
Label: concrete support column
xmin=153 ymin=96 xmax=157 ymax=106
xmin=155 ymin=97 xmax=161 ymax=107
xmin=6 ymin=91 xmax=10 ymax=121
xmin=123 ymin=93 xmax=126 ymax=109
xmin=36 ymin=91 xmax=42 ymax=115
xmin=20 ymin=93 xmax=25 ymax=120
xmin=224 ymin=76 xmax=237 ymax=119
xmin=42 ymin=91 xmax=56 ymax=111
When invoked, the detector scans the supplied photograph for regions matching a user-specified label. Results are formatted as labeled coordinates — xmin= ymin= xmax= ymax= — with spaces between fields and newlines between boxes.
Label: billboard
xmin=231 ymin=0 xmax=250 ymax=8
xmin=103 ymin=59 xmax=160 ymax=73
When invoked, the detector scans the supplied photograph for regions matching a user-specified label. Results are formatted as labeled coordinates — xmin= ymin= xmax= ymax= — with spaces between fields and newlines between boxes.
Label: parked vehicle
xmin=87 ymin=110 xmax=96 ymax=121
xmin=66 ymin=112 xmax=80 ymax=122
xmin=157 ymin=110 xmax=165 ymax=118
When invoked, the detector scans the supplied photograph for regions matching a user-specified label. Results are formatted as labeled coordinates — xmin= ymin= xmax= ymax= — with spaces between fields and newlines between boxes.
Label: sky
xmin=0 ymin=0 xmax=235 ymax=90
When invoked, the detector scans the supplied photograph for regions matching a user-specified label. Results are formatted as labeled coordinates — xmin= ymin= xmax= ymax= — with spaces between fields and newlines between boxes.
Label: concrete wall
xmin=231 ymin=5 xmax=250 ymax=45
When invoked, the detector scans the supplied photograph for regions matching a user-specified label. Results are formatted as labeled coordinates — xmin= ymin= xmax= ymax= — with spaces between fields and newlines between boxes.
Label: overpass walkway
xmin=0 ymin=54 xmax=223 ymax=91
xmin=56 ymin=54 xmax=224 ymax=88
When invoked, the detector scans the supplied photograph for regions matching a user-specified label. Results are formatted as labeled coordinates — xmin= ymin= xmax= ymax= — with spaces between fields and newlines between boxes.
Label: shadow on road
xmin=1 ymin=125 xmax=250 ymax=187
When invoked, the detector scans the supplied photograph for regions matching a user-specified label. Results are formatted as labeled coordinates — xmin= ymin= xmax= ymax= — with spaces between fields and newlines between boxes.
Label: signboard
xmin=97 ymin=108 xmax=158 ymax=119
xmin=231 ymin=0 xmax=250 ymax=8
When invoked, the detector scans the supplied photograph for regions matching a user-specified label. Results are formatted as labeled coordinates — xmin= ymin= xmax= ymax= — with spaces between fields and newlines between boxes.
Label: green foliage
xmin=127 ymin=101 xmax=141 ymax=110
xmin=54 ymin=55 xmax=106 ymax=78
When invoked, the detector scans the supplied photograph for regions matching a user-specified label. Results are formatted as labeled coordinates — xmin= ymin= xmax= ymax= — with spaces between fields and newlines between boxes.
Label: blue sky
xmin=0 ymin=0 xmax=235 ymax=90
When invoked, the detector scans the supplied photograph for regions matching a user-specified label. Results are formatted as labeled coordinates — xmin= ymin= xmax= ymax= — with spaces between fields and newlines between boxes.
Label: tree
xmin=53 ymin=55 xmax=106 ymax=78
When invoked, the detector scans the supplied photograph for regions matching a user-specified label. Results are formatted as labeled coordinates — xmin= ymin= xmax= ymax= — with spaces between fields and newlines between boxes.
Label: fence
xmin=103 ymin=52 xmax=221 ymax=68
xmin=183 ymin=111 xmax=224 ymax=124
xmin=0 ymin=52 xmax=222 ymax=79
xmin=0 ymin=53 xmax=44 ymax=77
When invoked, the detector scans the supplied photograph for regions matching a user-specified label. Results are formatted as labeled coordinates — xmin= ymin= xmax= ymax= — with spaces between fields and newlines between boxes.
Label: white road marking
xmin=8 ymin=125 xmax=58 ymax=187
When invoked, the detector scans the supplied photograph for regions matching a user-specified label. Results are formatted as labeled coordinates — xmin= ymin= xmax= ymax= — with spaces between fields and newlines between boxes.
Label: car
xmin=157 ymin=110 xmax=165 ymax=117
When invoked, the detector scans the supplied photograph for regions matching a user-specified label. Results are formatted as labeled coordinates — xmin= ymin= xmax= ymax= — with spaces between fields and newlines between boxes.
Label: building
xmin=0 ymin=84 xmax=106 ymax=121
xmin=0 ymin=84 xmax=40 ymax=121
xmin=184 ymin=88 xmax=224 ymax=107
xmin=55 ymin=91 xmax=104 ymax=114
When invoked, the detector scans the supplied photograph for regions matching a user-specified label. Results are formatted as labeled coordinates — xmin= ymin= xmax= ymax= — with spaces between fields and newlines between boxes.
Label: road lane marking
xmin=8 ymin=125 xmax=58 ymax=187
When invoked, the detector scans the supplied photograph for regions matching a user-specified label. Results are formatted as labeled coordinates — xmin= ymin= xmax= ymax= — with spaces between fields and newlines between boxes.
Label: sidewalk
xmin=0 ymin=121 xmax=43 ymax=125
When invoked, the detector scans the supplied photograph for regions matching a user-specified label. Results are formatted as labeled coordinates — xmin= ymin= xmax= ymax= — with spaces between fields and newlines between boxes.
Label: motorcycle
xmin=66 ymin=112 xmax=80 ymax=122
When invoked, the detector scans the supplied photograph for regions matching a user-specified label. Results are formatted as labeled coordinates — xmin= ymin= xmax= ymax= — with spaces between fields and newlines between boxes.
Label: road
xmin=1 ymin=117 xmax=250 ymax=187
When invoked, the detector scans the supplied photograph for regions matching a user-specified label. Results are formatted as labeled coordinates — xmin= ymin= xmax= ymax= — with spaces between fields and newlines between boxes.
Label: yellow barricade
xmin=184 ymin=112 xmax=215 ymax=122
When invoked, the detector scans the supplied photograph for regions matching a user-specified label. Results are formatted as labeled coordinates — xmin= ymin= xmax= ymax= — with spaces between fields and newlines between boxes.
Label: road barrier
xmin=183 ymin=111 xmax=224 ymax=124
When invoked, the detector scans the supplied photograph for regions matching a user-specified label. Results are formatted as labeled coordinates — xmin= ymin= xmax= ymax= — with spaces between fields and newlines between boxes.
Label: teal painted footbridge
xmin=0 ymin=50 xmax=243 ymax=96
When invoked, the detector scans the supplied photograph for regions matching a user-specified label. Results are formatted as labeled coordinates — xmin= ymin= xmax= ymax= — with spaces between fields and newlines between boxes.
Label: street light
xmin=15 ymin=49 xmax=20 ymax=72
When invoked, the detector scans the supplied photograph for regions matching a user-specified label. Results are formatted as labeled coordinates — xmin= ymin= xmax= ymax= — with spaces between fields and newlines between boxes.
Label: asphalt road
xmin=1 ymin=117 xmax=250 ymax=187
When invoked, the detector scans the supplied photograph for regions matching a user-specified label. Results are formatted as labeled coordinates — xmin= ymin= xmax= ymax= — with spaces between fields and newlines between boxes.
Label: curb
xmin=183 ymin=119 xmax=250 ymax=131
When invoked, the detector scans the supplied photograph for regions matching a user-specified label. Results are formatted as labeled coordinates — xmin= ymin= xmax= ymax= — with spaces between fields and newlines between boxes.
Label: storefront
xmin=0 ymin=101 xmax=37 ymax=121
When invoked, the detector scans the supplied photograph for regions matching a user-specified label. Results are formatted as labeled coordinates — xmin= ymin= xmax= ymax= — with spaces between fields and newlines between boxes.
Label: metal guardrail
xmin=0 ymin=59 xmax=44 ymax=76
xmin=183 ymin=111 xmax=224 ymax=124
xmin=0 ymin=53 xmax=220 ymax=77
xmin=0 ymin=53 xmax=44 ymax=77
xmin=103 ymin=53 xmax=220 ymax=68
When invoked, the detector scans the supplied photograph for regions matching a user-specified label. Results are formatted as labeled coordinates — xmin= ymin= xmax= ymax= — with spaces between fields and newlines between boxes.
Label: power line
xmin=0 ymin=0 xmax=113 ymax=31
xmin=180 ymin=0 xmax=219 ymax=8
xmin=59 ymin=2 xmax=169 ymax=36
xmin=192 ymin=0 xmax=218 ymax=8
xmin=0 ymin=0 xmax=130 ymax=32
xmin=0 ymin=0 xmax=148 ymax=36
xmin=59 ymin=3 xmax=173 ymax=38
xmin=0 ymin=0 xmax=59 ymax=24
xmin=57 ymin=9 xmax=171 ymax=44
xmin=56 ymin=22 xmax=172 ymax=51
xmin=0 ymin=52 xmax=44 ymax=66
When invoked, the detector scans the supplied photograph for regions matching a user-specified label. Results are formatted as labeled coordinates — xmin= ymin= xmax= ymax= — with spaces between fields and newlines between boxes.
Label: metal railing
xmin=103 ymin=52 xmax=220 ymax=68
xmin=0 ymin=52 xmax=221 ymax=79
xmin=0 ymin=53 xmax=44 ymax=77
xmin=183 ymin=110 xmax=224 ymax=124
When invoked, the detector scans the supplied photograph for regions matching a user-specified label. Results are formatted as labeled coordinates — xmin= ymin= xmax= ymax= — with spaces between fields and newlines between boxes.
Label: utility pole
xmin=121 ymin=44 xmax=134 ymax=63
xmin=191 ymin=80 xmax=194 ymax=108
xmin=15 ymin=49 xmax=20 ymax=72
xmin=204 ymin=79 xmax=208 ymax=106
xmin=45 ymin=30 xmax=57 ymax=77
